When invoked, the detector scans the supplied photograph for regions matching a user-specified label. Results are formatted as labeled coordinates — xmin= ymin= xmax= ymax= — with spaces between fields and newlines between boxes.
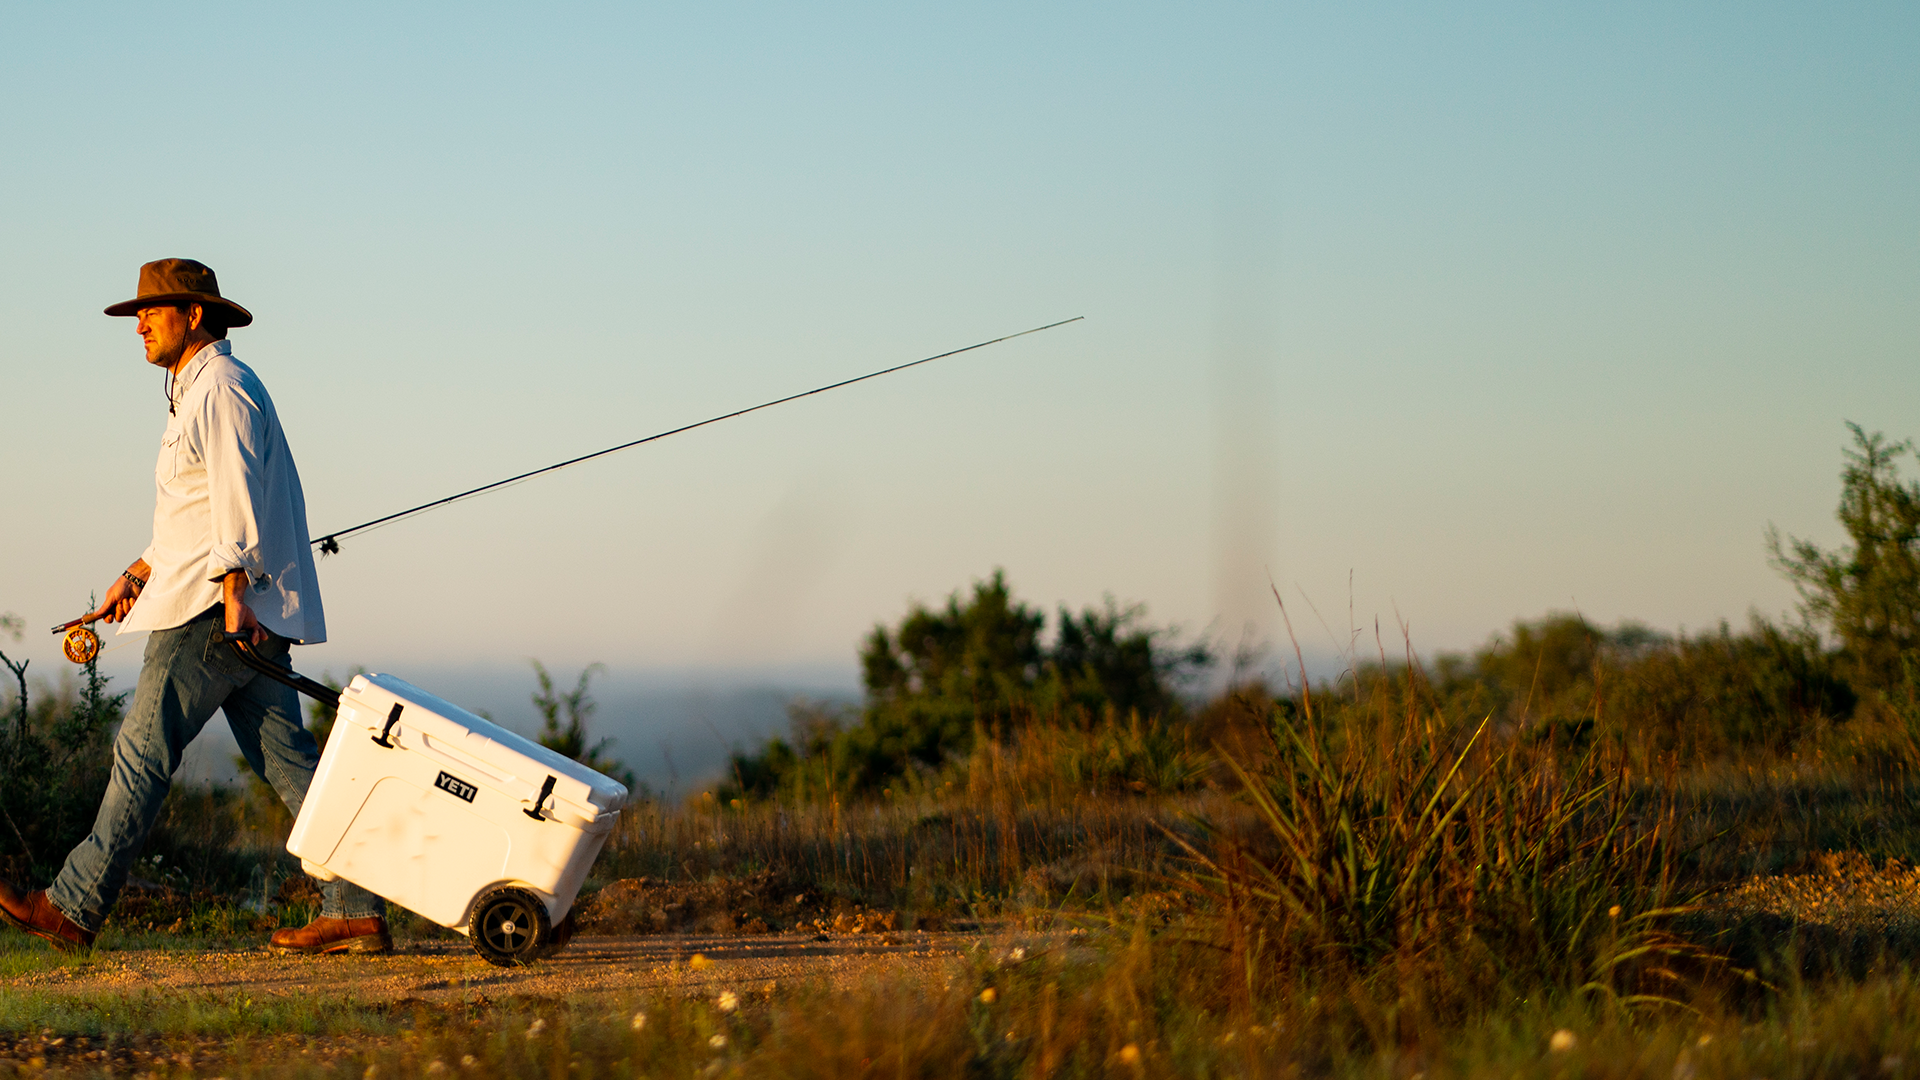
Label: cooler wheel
xmin=471 ymin=887 xmax=552 ymax=967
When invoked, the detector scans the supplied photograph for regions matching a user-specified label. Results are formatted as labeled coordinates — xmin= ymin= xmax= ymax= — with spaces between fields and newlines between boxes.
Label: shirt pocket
xmin=158 ymin=428 xmax=183 ymax=484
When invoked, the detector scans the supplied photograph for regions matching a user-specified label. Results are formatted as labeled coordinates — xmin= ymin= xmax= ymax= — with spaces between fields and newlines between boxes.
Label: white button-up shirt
xmin=122 ymin=340 xmax=327 ymax=644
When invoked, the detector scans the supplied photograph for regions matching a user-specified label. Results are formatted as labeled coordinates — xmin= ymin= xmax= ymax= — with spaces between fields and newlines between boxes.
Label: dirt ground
xmin=14 ymin=853 xmax=1917 ymax=1006
xmin=5 ymin=931 xmax=1005 ymax=1004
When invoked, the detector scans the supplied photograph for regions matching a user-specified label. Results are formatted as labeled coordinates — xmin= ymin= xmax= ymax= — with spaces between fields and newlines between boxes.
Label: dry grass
xmin=7 ymin=664 xmax=1920 ymax=1076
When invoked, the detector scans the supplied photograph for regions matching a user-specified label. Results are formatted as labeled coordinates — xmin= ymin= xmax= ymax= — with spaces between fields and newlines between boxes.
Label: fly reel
xmin=50 ymin=617 xmax=103 ymax=665
xmin=62 ymin=626 xmax=101 ymax=664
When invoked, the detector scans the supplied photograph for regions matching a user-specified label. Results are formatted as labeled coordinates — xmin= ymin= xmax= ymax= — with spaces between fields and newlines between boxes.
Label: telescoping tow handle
xmin=222 ymin=635 xmax=398 ymax=745
xmin=221 ymin=633 xmax=341 ymax=709
xmin=221 ymin=635 xmax=562 ymax=821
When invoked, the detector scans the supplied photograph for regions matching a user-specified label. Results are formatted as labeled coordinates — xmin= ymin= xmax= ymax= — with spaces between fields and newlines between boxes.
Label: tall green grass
xmin=1174 ymin=670 xmax=1710 ymax=1022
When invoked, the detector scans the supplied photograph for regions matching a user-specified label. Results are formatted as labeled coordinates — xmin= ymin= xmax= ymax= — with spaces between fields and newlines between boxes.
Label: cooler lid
xmin=336 ymin=673 xmax=628 ymax=823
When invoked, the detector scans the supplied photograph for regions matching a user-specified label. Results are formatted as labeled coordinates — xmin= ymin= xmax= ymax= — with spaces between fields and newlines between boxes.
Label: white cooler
xmin=287 ymin=673 xmax=629 ymax=965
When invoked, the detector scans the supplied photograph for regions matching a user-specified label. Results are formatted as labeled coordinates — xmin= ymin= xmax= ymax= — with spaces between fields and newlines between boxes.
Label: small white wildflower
xmin=425 ymin=1062 xmax=448 ymax=1077
xmin=716 ymin=990 xmax=739 ymax=1013
xmin=708 ymin=1034 xmax=728 ymax=1050
xmin=526 ymin=1018 xmax=547 ymax=1039
xmin=630 ymin=1011 xmax=648 ymax=1031
xmin=460 ymin=1056 xmax=478 ymax=1070
xmin=1549 ymin=1029 xmax=1577 ymax=1053
xmin=1008 ymin=946 xmax=1025 ymax=962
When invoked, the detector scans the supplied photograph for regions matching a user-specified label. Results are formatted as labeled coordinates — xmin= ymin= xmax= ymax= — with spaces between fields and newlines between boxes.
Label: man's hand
xmin=222 ymin=570 xmax=268 ymax=646
xmin=87 ymin=559 xmax=152 ymax=624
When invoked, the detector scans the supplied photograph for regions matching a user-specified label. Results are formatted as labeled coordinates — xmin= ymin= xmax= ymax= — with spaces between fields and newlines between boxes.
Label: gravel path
xmin=22 ymin=853 xmax=1915 ymax=1004
xmin=6 ymin=932 xmax=997 ymax=1003
xmin=1710 ymin=853 xmax=1920 ymax=937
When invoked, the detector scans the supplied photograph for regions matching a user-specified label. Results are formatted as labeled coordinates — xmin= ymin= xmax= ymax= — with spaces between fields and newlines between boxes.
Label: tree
xmin=721 ymin=570 xmax=1213 ymax=801
xmin=1769 ymin=423 xmax=1920 ymax=694
xmin=1046 ymin=599 xmax=1214 ymax=720
xmin=862 ymin=570 xmax=1044 ymax=713
xmin=530 ymin=661 xmax=635 ymax=787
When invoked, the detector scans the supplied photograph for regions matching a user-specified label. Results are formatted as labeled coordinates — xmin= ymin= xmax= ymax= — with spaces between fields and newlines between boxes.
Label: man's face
xmin=136 ymin=304 xmax=197 ymax=369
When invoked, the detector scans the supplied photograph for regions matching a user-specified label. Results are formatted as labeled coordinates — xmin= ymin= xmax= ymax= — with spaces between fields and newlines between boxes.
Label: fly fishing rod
xmin=46 ymin=317 xmax=1083 ymax=661
xmin=310 ymin=316 xmax=1084 ymax=554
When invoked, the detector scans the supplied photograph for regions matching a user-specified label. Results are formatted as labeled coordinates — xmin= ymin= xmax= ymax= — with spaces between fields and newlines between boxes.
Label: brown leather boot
xmin=0 ymin=882 xmax=95 ymax=953
xmin=269 ymin=915 xmax=392 ymax=955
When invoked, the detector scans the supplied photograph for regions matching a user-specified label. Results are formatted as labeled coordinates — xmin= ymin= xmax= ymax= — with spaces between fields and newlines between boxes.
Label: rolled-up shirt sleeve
xmin=124 ymin=341 xmax=324 ymax=641
xmin=198 ymin=382 xmax=272 ymax=583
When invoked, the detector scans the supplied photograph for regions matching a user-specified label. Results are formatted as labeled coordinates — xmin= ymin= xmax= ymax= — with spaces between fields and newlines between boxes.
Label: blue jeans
xmin=48 ymin=608 xmax=383 ymax=932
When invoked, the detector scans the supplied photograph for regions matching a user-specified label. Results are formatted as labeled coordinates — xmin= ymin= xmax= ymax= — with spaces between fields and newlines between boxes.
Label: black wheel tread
xmin=470 ymin=886 xmax=552 ymax=967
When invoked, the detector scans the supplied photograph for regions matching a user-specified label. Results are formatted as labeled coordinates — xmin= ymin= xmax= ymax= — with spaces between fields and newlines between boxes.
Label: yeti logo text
xmin=434 ymin=770 xmax=478 ymax=803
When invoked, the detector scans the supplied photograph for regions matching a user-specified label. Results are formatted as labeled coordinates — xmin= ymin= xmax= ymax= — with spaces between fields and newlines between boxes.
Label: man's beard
xmin=151 ymin=334 xmax=192 ymax=371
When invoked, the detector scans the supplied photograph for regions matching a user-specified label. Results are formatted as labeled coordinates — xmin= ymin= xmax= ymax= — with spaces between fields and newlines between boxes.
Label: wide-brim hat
xmin=103 ymin=258 xmax=253 ymax=328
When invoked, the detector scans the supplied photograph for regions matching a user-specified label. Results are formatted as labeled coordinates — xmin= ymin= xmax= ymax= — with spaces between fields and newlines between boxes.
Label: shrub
xmin=723 ymin=571 xmax=1211 ymax=801
xmin=0 ymin=636 xmax=125 ymax=883
xmin=529 ymin=661 xmax=636 ymax=789
xmin=1610 ymin=617 xmax=1854 ymax=757
xmin=1419 ymin=612 xmax=1854 ymax=760
xmin=1770 ymin=422 xmax=1920 ymax=696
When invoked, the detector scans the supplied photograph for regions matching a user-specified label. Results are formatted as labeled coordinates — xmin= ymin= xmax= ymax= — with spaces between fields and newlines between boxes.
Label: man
xmin=0 ymin=259 xmax=389 ymax=954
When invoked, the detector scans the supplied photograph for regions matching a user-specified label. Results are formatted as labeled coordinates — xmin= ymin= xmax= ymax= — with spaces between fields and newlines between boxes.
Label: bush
xmin=529 ymin=661 xmax=636 ymax=789
xmin=0 ymin=629 xmax=124 ymax=884
xmin=1610 ymin=617 xmax=1854 ymax=757
xmin=721 ymin=571 xmax=1212 ymax=802
xmin=1418 ymin=612 xmax=1853 ymax=760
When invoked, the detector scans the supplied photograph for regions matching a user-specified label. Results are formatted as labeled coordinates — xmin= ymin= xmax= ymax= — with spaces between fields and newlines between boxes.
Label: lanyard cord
xmin=312 ymin=316 xmax=1083 ymax=554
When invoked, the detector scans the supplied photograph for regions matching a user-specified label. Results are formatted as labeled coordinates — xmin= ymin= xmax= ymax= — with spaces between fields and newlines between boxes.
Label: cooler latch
xmin=524 ymin=775 xmax=557 ymax=821
xmin=372 ymin=703 xmax=404 ymax=748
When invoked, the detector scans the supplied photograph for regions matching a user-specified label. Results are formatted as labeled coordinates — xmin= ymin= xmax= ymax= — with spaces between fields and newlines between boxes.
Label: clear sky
xmin=3 ymin=2 xmax=1917 ymax=713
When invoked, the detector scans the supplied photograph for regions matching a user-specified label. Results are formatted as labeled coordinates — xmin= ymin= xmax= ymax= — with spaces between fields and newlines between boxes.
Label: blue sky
xmin=3 ymin=2 xmax=1916 ymax=733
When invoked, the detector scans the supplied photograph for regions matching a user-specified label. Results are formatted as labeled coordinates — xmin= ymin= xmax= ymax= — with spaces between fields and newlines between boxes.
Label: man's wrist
xmin=121 ymin=569 xmax=146 ymax=591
